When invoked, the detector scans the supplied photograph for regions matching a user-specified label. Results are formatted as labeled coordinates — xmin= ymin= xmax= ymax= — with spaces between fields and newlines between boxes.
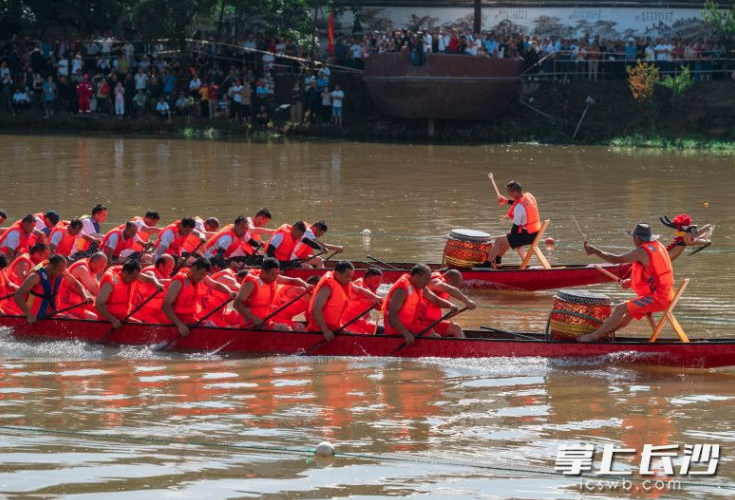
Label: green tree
xmin=702 ymin=0 xmax=735 ymax=54
xmin=132 ymin=0 xmax=216 ymax=55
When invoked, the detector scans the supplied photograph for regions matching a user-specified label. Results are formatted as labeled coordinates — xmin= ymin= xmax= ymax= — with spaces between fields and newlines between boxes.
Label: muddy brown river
xmin=0 ymin=134 xmax=734 ymax=498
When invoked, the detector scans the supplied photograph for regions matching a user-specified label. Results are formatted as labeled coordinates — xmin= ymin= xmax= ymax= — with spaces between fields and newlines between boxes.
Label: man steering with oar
xmin=578 ymin=222 xmax=675 ymax=343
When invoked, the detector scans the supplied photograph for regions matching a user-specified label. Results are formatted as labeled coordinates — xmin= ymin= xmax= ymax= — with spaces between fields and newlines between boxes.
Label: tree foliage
xmin=702 ymin=0 xmax=735 ymax=53
xmin=626 ymin=60 xmax=659 ymax=103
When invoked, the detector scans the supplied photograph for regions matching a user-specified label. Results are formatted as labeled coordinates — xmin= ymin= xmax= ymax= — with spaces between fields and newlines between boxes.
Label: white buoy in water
xmin=361 ymin=229 xmax=372 ymax=237
xmin=315 ymin=441 xmax=335 ymax=457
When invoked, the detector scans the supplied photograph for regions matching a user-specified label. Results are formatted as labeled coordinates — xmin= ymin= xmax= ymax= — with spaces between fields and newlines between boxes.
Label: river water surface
xmin=0 ymin=135 xmax=734 ymax=499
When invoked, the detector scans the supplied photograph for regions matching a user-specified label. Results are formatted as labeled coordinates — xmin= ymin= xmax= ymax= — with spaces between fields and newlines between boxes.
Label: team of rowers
xmin=0 ymin=174 xmax=714 ymax=344
xmin=0 ymin=205 xmax=477 ymax=345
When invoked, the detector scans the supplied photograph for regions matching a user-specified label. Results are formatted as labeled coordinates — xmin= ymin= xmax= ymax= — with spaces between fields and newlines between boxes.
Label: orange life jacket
xmin=26 ymin=267 xmax=62 ymax=318
xmin=0 ymin=268 xmax=9 ymax=299
xmin=202 ymin=268 xmax=236 ymax=312
xmin=58 ymin=259 xmax=93 ymax=307
xmin=507 ymin=193 xmax=542 ymax=234
xmin=204 ymin=224 xmax=242 ymax=259
xmin=269 ymin=224 xmax=298 ymax=262
xmin=181 ymin=217 xmax=205 ymax=254
xmin=292 ymin=224 xmax=315 ymax=260
xmin=342 ymin=278 xmax=375 ymax=324
xmin=422 ymin=271 xmax=449 ymax=323
xmin=155 ymin=221 xmax=187 ymax=256
xmin=101 ymin=228 xmax=136 ymax=259
xmin=272 ymin=284 xmax=310 ymax=322
xmin=99 ymin=269 xmax=137 ymax=318
xmin=133 ymin=265 xmax=166 ymax=313
xmin=169 ymin=269 xmax=205 ymax=317
xmin=382 ymin=273 xmax=423 ymax=335
xmin=239 ymin=269 xmax=277 ymax=320
xmin=114 ymin=216 xmax=152 ymax=252
xmin=307 ymin=271 xmax=351 ymax=331
xmin=7 ymin=253 xmax=33 ymax=286
xmin=631 ymin=240 xmax=675 ymax=302
xmin=49 ymin=222 xmax=78 ymax=257
xmin=0 ymin=222 xmax=32 ymax=256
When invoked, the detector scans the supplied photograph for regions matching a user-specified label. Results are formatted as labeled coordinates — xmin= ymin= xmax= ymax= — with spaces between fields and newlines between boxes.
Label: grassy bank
xmin=2 ymin=78 xmax=735 ymax=149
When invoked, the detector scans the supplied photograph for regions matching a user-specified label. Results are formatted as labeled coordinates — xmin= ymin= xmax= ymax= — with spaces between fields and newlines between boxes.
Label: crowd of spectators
xmin=0 ymin=32 xmax=346 ymax=127
xmin=0 ymin=27 xmax=732 ymax=124
xmin=333 ymin=27 xmax=732 ymax=81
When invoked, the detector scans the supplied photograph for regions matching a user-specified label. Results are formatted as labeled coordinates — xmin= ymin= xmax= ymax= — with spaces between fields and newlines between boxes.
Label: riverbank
xmin=2 ymin=78 xmax=735 ymax=149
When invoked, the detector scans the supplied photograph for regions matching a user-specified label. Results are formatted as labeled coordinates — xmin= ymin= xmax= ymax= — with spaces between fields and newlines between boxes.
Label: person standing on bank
xmin=485 ymin=178 xmax=542 ymax=269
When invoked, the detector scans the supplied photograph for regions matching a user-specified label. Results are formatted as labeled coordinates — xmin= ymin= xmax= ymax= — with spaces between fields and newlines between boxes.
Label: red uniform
xmin=77 ymin=80 xmax=93 ymax=113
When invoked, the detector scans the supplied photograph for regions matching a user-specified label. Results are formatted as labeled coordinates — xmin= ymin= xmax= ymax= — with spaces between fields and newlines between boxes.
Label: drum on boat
xmin=547 ymin=289 xmax=612 ymax=340
xmin=443 ymin=229 xmax=492 ymax=269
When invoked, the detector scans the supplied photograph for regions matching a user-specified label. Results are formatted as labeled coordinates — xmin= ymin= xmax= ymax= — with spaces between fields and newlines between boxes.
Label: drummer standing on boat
xmin=578 ymin=222 xmax=675 ymax=343
xmin=485 ymin=178 xmax=542 ymax=269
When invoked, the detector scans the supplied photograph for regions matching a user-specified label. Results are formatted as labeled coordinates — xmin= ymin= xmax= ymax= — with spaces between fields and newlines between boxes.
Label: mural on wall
xmin=339 ymin=6 xmax=715 ymax=40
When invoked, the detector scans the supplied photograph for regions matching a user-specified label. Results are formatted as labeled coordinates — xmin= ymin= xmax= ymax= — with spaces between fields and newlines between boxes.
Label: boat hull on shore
xmin=284 ymin=262 xmax=631 ymax=291
xmin=1 ymin=315 xmax=731 ymax=368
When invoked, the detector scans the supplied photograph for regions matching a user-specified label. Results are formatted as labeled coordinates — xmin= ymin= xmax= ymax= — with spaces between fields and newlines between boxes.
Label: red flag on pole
xmin=328 ymin=9 xmax=335 ymax=55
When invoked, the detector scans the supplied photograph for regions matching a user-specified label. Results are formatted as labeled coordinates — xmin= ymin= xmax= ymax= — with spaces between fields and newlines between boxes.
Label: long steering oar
xmin=594 ymin=264 xmax=625 ymax=287
xmin=208 ymin=288 xmax=312 ymax=356
xmin=298 ymin=303 xmax=379 ymax=357
xmin=93 ymin=290 xmax=161 ymax=346
xmin=155 ymin=296 xmax=235 ymax=352
xmin=366 ymin=255 xmax=398 ymax=270
xmin=389 ymin=306 xmax=468 ymax=356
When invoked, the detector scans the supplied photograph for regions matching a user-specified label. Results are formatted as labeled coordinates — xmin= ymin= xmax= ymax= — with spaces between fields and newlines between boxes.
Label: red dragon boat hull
xmin=1 ymin=315 xmax=732 ymax=369
xmin=284 ymin=262 xmax=631 ymax=292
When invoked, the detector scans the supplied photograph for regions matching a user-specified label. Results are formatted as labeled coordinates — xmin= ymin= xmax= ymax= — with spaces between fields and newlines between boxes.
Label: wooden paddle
xmin=297 ymin=302 xmax=380 ymax=356
xmin=487 ymin=173 xmax=503 ymax=200
xmin=0 ymin=293 xmax=14 ymax=303
xmin=155 ymin=296 xmax=235 ymax=352
xmin=571 ymin=215 xmax=587 ymax=243
xmin=283 ymin=249 xmax=326 ymax=270
xmin=172 ymin=240 xmax=206 ymax=276
xmin=323 ymin=250 xmax=339 ymax=263
xmin=208 ymin=288 xmax=312 ymax=356
xmin=480 ymin=325 xmax=542 ymax=342
xmin=40 ymin=300 xmax=91 ymax=320
xmin=366 ymin=255 xmax=398 ymax=270
xmin=594 ymin=264 xmax=625 ymax=287
xmin=389 ymin=306 xmax=468 ymax=355
xmin=93 ymin=290 xmax=161 ymax=346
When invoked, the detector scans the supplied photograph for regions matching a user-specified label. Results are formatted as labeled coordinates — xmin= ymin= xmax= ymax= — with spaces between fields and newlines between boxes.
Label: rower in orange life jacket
xmin=48 ymin=218 xmax=84 ymax=258
xmin=155 ymin=217 xmax=201 ymax=260
xmin=340 ymin=267 xmax=384 ymax=334
xmin=271 ymin=275 xmax=321 ymax=331
xmin=203 ymin=217 xmax=256 ymax=262
xmin=133 ymin=254 xmax=175 ymax=324
xmin=162 ymin=257 xmax=237 ymax=337
xmin=182 ymin=217 xmax=220 ymax=254
xmin=100 ymin=221 xmax=138 ymax=263
xmin=290 ymin=221 xmax=344 ymax=269
xmin=485 ymin=178 xmax=542 ymax=269
xmin=74 ymin=204 xmax=107 ymax=256
xmin=0 ymin=214 xmax=41 ymax=260
xmin=578 ymin=222 xmax=675 ymax=343
xmin=266 ymin=221 xmax=307 ymax=267
xmin=13 ymin=255 xmax=93 ymax=324
xmin=233 ymin=257 xmax=309 ymax=331
xmin=1 ymin=243 xmax=52 ymax=315
xmin=58 ymin=252 xmax=108 ymax=320
xmin=113 ymin=211 xmax=163 ymax=254
xmin=382 ymin=264 xmax=458 ymax=345
xmin=307 ymin=261 xmax=381 ymax=339
xmin=239 ymin=209 xmax=275 ymax=258
xmin=95 ymin=260 xmax=165 ymax=329
xmin=200 ymin=263 xmax=243 ymax=327
xmin=29 ymin=210 xmax=61 ymax=244
xmin=416 ymin=269 xmax=477 ymax=338
xmin=0 ymin=254 xmax=17 ymax=314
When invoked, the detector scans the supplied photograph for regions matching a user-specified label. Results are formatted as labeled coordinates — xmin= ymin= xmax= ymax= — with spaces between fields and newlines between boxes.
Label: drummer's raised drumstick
xmin=571 ymin=215 xmax=587 ymax=243
xmin=487 ymin=173 xmax=503 ymax=200
xmin=594 ymin=264 xmax=625 ymax=287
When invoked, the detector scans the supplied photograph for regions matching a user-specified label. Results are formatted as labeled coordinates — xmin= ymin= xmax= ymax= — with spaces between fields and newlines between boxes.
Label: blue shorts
xmin=332 ymin=107 xmax=343 ymax=117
